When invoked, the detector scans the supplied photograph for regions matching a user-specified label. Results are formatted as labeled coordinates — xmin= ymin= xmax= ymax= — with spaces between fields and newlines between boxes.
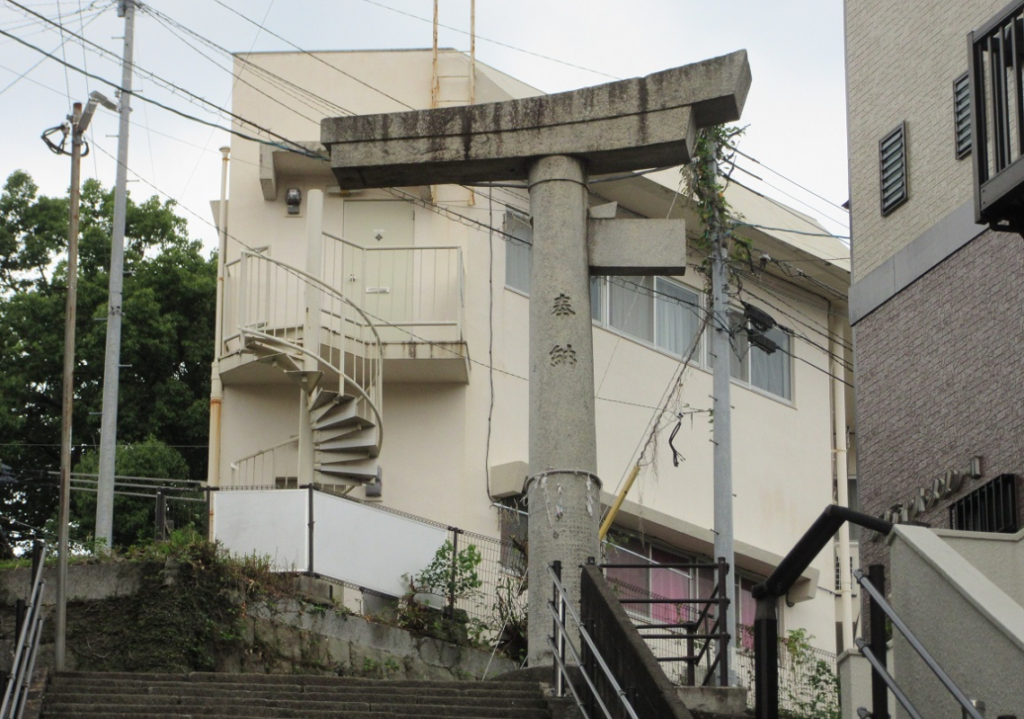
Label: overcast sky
xmin=0 ymin=0 xmax=849 ymax=253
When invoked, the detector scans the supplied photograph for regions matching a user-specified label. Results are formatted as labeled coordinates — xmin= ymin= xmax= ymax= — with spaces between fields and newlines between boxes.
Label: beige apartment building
xmin=209 ymin=48 xmax=855 ymax=658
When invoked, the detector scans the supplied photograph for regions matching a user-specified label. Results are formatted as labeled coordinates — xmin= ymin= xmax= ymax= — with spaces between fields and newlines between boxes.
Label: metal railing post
xmin=717 ymin=556 xmax=730 ymax=687
xmin=754 ymin=593 xmax=779 ymax=719
xmin=869 ymin=564 xmax=890 ymax=719
xmin=155 ymin=491 xmax=167 ymax=541
xmin=307 ymin=484 xmax=315 ymax=576
xmin=449 ymin=528 xmax=460 ymax=618
xmin=551 ymin=560 xmax=564 ymax=697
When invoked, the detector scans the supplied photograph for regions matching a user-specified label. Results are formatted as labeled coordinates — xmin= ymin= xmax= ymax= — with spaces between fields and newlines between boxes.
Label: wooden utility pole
xmin=56 ymin=95 xmax=102 ymax=670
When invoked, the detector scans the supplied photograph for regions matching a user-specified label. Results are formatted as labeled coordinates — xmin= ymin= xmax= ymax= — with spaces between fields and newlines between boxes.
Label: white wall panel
xmin=312 ymin=491 xmax=447 ymax=597
xmin=213 ymin=489 xmax=308 ymax=572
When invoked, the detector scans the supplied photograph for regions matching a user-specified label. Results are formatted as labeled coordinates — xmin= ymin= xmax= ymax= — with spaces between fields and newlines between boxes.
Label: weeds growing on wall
xmin=59 ymin=528 xmax=292 ymax=672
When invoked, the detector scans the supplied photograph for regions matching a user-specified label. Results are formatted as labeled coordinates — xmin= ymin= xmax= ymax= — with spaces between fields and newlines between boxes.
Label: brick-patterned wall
xmin=845 ymin=0 xmax=1005 ymax=280
xmin=855 ymin=229 xmax=1024 ymax=575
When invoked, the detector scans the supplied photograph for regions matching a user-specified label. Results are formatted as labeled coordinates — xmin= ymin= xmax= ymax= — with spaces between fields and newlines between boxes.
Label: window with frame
xmin=594 ymin=275 xmax=703 ymax=361
xmin=504 ymin=210 xmax=532 ymax=293
xmin=728 ymin=311 xmax=792 ymax=400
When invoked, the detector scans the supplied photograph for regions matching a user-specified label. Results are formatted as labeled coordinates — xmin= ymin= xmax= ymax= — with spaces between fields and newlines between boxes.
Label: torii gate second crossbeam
xmin=321 ymin=50 xmax=751 ymax=664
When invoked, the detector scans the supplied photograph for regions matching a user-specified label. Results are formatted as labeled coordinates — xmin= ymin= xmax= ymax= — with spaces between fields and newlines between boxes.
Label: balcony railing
xmin=970 ymin=0 xmax=1024 ymax=231
xmin=321 ymin=233 xmax=464 ymax=345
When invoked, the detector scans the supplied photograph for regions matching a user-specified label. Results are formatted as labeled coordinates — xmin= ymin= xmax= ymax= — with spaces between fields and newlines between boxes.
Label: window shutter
xmin=954 ymin=73 xmax=972 ymax=159
xmin=879 ymin=122 xmax=908 ymax=216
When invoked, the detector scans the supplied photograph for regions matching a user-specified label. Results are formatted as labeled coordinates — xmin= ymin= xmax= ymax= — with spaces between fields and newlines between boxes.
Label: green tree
xmin=0 ymin=170 xmax=215 ymax=550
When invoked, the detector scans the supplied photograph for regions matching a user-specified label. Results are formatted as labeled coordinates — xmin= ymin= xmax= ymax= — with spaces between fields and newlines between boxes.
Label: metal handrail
xmin=235 ymin=250 xmax=385 ymax=440
xmin=0 ymin=543 xmax=47 ymax=719
xmin=853 ymin=569 xmax=984 ymax=719
xmin=853 ymin=638 xmax=924 ymax=719
xmin=599 ymin=558 xmax=730 ymax=687
xmin=548 ymin=562 xmax=640 ymax=719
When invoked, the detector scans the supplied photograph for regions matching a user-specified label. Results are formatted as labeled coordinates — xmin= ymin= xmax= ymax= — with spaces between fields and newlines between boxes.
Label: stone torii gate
xmin=322 ymin=51 xmax=750 ymax=663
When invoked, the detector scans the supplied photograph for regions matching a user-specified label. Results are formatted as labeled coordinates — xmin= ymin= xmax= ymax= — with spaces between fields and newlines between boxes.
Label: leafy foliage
xmin=408 ymin=540 xmax=483 ymax=600
xmin=396 ymin=541 xmax=485 ymax=645
xmin=0 ymin=170 xmax=215 ymax=550
xmin=61 ymin=528 xmax=291 ymax=672
xmin=73 ymin=436 xmax=203 ymax=550
xmin=781 ymin=629 xmax=841 ymax=719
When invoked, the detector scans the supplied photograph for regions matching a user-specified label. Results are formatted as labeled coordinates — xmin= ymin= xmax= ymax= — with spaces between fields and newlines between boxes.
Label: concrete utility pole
xmin=321 ymin=52 xmax=750 ymax=663
xmin=96 ymin=0 xmax=136 ymax=548
xmin=56 ymin=95 xmax=104 ymax=671
xmin=707 ymin=140 xmax=737 ymax=683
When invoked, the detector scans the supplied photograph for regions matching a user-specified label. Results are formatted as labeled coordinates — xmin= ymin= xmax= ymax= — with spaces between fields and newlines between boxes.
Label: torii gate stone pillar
xmin=322 ymin=51 xmax=750 ymax=664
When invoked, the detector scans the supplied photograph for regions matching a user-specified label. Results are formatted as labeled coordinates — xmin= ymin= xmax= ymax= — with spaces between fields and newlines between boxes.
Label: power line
xmin=0 ymin=6 xmax=106 ymax=96
xmin=355 ymin=0 xmax=620 ymax=81
xmin=0 ymin=25 xmax=322 ymax=155
xmin=733 ymin=147 xmax=849 ymax=215
xmin=728 ymin=159 xmax=850 ymax=231
xmin=141 ymin=4 xmax=350 ymax=122
xmin=3 ymin=1 xmax=327 ymax=154
xmin=207 ymin=0 xmax=415 ymax=111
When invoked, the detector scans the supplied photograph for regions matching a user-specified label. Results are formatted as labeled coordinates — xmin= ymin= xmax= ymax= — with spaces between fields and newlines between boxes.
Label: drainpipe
xmin=208 ymin=147 xmax=230 ymax=488
xmin=831 ymin=309 xmax=855 ymax=651
xmin=298 ymin=189 xmax=324 ymax=485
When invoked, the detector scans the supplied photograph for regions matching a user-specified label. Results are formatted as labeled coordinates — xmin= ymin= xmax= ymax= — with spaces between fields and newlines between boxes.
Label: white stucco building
xmin=209 ymin=48 xmax=855 ymax=657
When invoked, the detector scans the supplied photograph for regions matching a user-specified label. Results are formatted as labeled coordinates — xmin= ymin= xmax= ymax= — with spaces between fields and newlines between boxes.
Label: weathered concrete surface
xmin=322 ymin=51 xmax=750 ymax=189
xmin=675 ymin=686 xmax=747 ymax=715
xmin=0 ymin=562 xmax=141 ymax=606
xmin=241 ymin=599 xmax=515 ymax=680
xmin=525 ymin=155 xmax=600 ymax=665
xmin=587 ymin=218 xmax=686 ymax=275
xmin=837 ymin=649 xmax=872 ymax=719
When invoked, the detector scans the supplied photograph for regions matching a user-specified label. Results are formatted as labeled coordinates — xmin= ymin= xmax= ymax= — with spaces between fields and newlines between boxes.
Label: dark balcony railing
xmin=970 ymin=0 xmax=1024 ymax=232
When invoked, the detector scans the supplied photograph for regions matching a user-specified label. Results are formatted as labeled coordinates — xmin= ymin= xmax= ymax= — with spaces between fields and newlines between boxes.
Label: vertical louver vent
xmin=879 ymin=122 xmax=908 ymax=216
xmin=954 ymin=73 xmax=972 ymax=159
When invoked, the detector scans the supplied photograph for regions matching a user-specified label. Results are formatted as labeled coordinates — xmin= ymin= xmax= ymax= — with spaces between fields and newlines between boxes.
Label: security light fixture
xmin=285 ymin=188 xmax=302 ymax=215
xmin=89 ymin=91 xmax=118 ymax=112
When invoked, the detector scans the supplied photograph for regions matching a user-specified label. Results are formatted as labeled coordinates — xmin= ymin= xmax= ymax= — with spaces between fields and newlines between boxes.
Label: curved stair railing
xmin=234 ymin=250 xmax=384 ymax=484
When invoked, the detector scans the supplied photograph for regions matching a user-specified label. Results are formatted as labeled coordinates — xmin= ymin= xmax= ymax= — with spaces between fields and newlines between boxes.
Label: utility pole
xmin=96 ymin=0 xmax=136 ymax=548
xmin=56 ymin=94 xmax=106 ymax=671
xmin=708 ymin=132 xmax=737 ymax=684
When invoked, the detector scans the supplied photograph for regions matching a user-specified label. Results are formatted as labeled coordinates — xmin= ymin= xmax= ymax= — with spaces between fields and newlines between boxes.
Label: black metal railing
xmin=0 ymin=542 xmax=47 ymax=719
xmin=852 ymin=566 xmax=986 ymax=719
xmin=751 ymin=505 xmax=893 ymax=719
xmin=970 ymin=0 xmax=1024 ymax=231
xmin=548 ymin=559 xmax=695 ymax=719
xmin=548 ymin=561 xmax=641 ymax=719
xmin=600 ymin=559 xmax=729 ymax=687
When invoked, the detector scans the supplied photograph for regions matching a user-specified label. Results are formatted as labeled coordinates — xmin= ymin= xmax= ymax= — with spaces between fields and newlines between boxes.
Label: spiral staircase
xmin=231 ymin=250 xmax=384 ymax=487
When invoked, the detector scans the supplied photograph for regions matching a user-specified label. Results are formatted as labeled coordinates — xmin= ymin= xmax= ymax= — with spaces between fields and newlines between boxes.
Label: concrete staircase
xmin=41 ymin=672 xmax=554 ymax=719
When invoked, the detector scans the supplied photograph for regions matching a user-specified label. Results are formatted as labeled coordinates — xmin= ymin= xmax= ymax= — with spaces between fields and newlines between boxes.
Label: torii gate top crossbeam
xmin=321 ymin=51 xmax=750 ymax=189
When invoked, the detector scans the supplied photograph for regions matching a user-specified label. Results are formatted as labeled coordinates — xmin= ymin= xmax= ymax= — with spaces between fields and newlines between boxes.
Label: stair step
xmin=310 ymin=390 xmax=354 ymax=413
xmin=44 ymin=690 xmax=546 ymax=707
xmin=42 ymin=673 xmax=552 ymax=719
xmin=255 ymin=352 xmax=302 ymax=374
xmin=316 ymin=427 xmax=379 ymax=453
xmin=317 ymin=459 xmax=380 ymax=481
xmin=284 ymin=369 xmax=323 ymax=389
xmin=42 ymin=702 xmax=548 ymax=718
